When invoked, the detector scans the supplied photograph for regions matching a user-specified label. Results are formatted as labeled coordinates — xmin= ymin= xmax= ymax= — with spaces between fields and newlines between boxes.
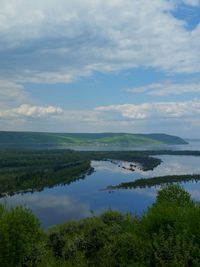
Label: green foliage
xmin=1 ymin=185 xmax=200 ymax=267
xmin=151 ymin=228 xmax=197 ymax=267
xmin=0 ymin=204 xmax=43 ymax=267
xmin=46 ymin=185 xmax=200 ymax=267
xmin=156 ymin=184 xmax=193 ymax=207
xmin=109 ymin=174 xmax=200 ymax=190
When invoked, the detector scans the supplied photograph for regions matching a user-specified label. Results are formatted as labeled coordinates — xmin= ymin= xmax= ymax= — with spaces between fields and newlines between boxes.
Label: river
xmin=1 ymin=150 xmax=200 ymax=228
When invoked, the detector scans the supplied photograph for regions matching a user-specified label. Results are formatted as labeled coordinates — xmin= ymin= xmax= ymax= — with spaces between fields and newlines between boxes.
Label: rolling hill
xmin=0 ymin=131 xmax=188 ymax=148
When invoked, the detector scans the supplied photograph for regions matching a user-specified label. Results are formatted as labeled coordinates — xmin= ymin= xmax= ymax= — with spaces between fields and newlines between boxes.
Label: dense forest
xmin=0 ymin=149 xmax=161 ymax=196
xmin=1 ymin=185 xmax=200 ymax=267
xmin=108 ymin=174 xmax=200 ymax=190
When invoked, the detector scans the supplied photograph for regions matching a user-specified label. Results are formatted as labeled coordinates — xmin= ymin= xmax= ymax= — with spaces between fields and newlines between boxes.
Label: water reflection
xmin=141 ymin=156 xmax=200 ymax=177
xmin=1 ymin=155 xmax=200 ymax=228
xmin=0 ymin=193 xmax=91 ymax=228
xmin=92 ymin=160 xmax=141 ymax=174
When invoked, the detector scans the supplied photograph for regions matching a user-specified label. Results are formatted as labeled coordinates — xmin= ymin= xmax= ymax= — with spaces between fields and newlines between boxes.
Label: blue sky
xmin=0 ymin=0 xmax=200 ymax=137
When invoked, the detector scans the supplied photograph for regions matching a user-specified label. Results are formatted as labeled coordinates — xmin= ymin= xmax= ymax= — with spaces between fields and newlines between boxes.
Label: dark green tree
xmin=0 ymin=204 xmax=43 ymax=267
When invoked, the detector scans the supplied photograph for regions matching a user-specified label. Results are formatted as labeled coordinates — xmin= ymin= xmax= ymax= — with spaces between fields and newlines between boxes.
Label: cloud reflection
xmin=0 ymin=193 xmax=91 ymax=228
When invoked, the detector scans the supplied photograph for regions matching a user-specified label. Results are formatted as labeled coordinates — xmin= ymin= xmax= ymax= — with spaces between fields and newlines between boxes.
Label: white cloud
xmin=125 ymin=82 xmax=200 ymax=96
xmin=1 ymin=99 xmax=200 ymax=124
xmin=0 ymin=0 xmax=199 ymax=84
xmin=0 ymin=104 xmax=63 ymax=119
xmin=1 ymin=99 xmax=200 ymax=137
xmin=96 ymin=99 xmax=200 ymax=120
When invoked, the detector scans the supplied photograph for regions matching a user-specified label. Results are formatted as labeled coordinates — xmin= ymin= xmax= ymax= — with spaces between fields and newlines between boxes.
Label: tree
xmin=0 ymin=204 xmax=43 ymax=267
xmin=156 ymin=184 xmax=193 ymax=208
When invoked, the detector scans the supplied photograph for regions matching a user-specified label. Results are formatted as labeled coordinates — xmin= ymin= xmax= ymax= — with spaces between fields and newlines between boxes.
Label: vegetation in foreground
xmin=1 ymin=185 xmax=200 ymax=267
xmin=0 ymin=149 xmax=161 ymax=196
xmin=108 ymin=174 xmax=200 ymax=190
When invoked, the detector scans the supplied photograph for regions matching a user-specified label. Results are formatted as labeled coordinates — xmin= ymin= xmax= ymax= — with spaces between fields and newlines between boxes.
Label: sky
xmin=0 ymin=0 xmax=200 ymax=137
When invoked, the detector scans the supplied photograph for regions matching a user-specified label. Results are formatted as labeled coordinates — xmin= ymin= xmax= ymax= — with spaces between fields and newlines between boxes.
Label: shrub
xmin=0 ymin=204 xmax=43 ymax=267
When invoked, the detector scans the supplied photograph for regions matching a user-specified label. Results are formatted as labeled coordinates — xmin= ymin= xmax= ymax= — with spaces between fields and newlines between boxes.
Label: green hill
xmin=0 ymin=131 xmax=188 ymax=148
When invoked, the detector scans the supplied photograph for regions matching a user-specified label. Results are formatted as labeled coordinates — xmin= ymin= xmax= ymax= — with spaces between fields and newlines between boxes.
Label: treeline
xmin=109 ymin=174 xmax=200 ymax=190
xmin=1 ymin=185 xmax=200 ymax=266
xmin=145 ymin=150 xmax=200 ymax=156
xmin=0 ymin=150 xmax=91 ymax=197
xmin=0 ymin=149 xmax=161 ymax=196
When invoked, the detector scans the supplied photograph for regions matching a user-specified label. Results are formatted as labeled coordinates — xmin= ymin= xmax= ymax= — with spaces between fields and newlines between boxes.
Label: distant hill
xmin=0 ymin=131 xmax=188 ymax=148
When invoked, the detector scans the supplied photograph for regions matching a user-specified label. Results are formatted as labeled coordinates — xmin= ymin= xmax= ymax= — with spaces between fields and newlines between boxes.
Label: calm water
xmin=1 ymin=153 xmax=200 ymax=229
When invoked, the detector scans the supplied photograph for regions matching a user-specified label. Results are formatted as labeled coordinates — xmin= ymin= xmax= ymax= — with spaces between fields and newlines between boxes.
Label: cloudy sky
xmin=0 ymin=0 xmax=200 ymax=137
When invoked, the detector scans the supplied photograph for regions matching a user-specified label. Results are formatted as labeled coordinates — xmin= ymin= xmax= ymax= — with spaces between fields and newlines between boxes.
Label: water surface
xmin=1 ymin=154 xmax=200 ymax=228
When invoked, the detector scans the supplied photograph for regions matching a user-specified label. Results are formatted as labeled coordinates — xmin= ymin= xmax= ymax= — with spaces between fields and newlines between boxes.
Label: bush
xmin=156 ymin=184 xmax=194 ymax=208
xmin=2 ymin=185 xmax=200 ymax=267
xmin=0 ymin=204 xmax=43 ymax=267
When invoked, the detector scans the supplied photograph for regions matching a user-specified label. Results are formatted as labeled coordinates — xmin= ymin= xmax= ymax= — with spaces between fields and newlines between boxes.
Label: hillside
xmin=0 ymin=131 xmax=188 ymax=148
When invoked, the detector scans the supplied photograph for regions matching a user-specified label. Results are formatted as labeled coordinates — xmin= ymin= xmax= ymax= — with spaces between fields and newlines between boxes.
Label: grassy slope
xmin=0 ymin=131 xmax=187 ymax=146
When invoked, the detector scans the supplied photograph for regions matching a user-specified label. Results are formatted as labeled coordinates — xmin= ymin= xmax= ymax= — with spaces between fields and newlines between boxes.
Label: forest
xmin=0 ymin=149 xmax=161 ymax=196
xmin=1 ymin=185 xmax=200 ymax=267
xmin=108 ymin=174 xmax=200 ymax=190
xmin=1 ymin=149 xmax=200 ymax=197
